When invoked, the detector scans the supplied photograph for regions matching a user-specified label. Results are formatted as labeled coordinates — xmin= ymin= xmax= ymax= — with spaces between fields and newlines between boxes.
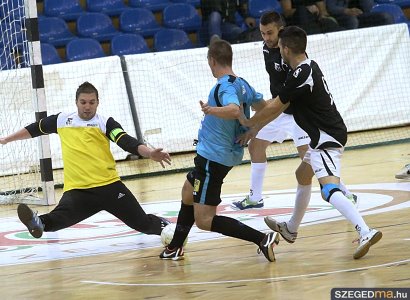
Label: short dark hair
xmin=208 ymin=39 xmax=233 ymax=67
xmin=260 ymin=10 xmax=286 ymax=27
xmin=75 ymin=81 xmax=99 ymax=101
xmin=278 ymin=26 xmax=307 ymax=54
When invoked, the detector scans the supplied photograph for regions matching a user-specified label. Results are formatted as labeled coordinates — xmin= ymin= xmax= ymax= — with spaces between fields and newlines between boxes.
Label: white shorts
xmin=255 ymin=113 xmax=310 ymax=147
xmin=303 ymin=147 xmax=343 ymax=179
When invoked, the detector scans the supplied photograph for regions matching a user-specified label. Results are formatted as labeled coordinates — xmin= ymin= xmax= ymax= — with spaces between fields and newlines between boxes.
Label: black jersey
xmin=278 ymin=58 xmax=347 ymax=149
xmin=263 ymin=43 xmax=293 ymax=114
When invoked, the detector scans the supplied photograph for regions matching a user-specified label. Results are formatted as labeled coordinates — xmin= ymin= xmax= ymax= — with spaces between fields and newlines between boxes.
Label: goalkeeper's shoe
xmin=17 ymin=203 xmax=44 ymax=238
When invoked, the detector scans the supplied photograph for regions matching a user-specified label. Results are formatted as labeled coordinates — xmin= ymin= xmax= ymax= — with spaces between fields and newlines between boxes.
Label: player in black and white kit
xmin=232 ymin=11 xmax=356 ymax=214
xmin=238 ymin=26 xmax=382 ymax=259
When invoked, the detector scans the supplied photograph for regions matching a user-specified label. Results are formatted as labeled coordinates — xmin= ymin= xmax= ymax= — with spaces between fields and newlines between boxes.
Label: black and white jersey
xmin=263 ymin=43 xmax=293 ymax=114
xmin=278 ymin=58 xmax=347 ymax=149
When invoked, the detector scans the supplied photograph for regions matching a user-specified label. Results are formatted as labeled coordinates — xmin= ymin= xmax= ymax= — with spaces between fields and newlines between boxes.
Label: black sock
xmin=169 ymin=202 xmax=195 ymax=249
xmin=211 ymin=215 xmax=265 ymax=245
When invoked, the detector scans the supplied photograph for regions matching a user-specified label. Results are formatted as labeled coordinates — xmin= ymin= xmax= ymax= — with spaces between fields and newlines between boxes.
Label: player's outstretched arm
xmin=0 ymin=128 xmax=32 ymax=145
xmin=137 ymin=144 xmax=171 ymax=168
xmin=239 ymin=97 xmax=289 ymax=128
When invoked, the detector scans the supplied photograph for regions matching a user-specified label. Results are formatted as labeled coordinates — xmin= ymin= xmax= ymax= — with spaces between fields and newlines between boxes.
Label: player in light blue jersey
xmin=159 ymin=38 xmax=280 ymax=262
xmin=196 ymin=75 xmax=262 ymax=167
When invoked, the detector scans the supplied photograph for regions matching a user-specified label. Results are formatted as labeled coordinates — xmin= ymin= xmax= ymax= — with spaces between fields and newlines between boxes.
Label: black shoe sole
xmin=17 ymin=204 xmax=43 ymax=238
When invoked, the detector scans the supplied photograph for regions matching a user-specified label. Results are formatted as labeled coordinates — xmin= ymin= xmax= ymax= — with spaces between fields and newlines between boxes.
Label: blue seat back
xmin=39 ymin=16 xmax=76 ymax=47
xmin=162 ymin=3 xmax=201 ymax=32
xmin=375 ymin=0 xmax=410 ymax=7
xmin=371 ymin=3 xmax=408 ymax=23
xmin=248 ymin=0 xmax=283 ymax=18
xmin=77 ymin=12 xmax=118 ymax=41
xmin=111 ymin=33 xmax=149 ymax=55
xmin=154 ymin=28 xmax=193 ymax=52
xmin=86 ymin=0 xmax=129 ymax=16
xmin=170 ymin=0 xmax=200 ymax=7
xmin=119 ymin=8 xmax=161 ymax=37
xmin=44 ymin=0 xmax=85 ymax=21
xmin=66 ymin=38 xmax=105 ymax=61
xmin=41 ymin=43 xmax=63 ymax=65
xmin=128 ymin=0 xmax=172 ymax=11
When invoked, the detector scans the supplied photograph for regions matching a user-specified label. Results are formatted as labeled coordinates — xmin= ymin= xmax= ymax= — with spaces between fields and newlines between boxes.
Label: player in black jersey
xmin=238 ymin=26 xmax=382 ymax=259
xmin=232 ymin=11 xmax=356 ymax=218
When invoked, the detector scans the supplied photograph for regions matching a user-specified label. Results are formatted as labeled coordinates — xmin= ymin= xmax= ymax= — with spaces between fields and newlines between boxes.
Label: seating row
xmin=39 ymin=5 xmax=201 ymax=47
xmin=0 ymin=28 xmax=194 ymax=69
xmin=41 ymin=0 xmax=200 ymax=20
xmin=42 ymin=29 xmax=194 ymax=64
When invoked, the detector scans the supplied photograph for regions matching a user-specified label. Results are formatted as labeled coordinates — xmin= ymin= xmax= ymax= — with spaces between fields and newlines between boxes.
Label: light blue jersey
xmin=196 ymin=75 xmax=263 ymax=166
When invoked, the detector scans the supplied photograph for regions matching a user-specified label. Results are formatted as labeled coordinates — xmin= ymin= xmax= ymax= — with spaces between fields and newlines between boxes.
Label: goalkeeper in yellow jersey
xmin=0 ymin=81 xmax=172 ymax=239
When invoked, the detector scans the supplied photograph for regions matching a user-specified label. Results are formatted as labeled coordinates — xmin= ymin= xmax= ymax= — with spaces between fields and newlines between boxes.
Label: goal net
xmin=0 ymin=0 xmax=54 ymax=205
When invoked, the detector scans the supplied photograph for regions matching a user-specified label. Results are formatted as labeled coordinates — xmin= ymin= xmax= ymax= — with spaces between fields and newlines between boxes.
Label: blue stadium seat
xmin=371 ymin=3 xmax=410 ymax=29
xmin=128 ymin=0 xmax=172 ymax=12
xmin=248 ymin=0 xmax=283 ymax=18
xmin=77 ymin=12 xmax=119 ymax=41
xmin=86 ymin=0 xmax=130 ymax=16
xmin=170 ymin=0 xmax=200 ymax=7
xmin=43 ymin=0 xmax=85 ymax=21
xmin=111 ymin=33 xmax=150 ymax=55
xmin=119 ymin=8 xmax=161 ymax=37
xmin=154 ymin=28 xmax=193 ymax=52
xmin=66 ymin=38 xmax=106 ymax=62
xmin=39 ymin=16 xmax=76 ymax=47
xmin=41 ymin=43 xmax=63 ymax=65
xmin=374 ymin=0 xmax=410 ymax=8
xmin=162 ymin=3 xmax=201 ymax=32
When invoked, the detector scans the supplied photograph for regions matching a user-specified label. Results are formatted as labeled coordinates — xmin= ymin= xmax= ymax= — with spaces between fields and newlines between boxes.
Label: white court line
xmin=81 ymin=258 xmax=410 ymax=287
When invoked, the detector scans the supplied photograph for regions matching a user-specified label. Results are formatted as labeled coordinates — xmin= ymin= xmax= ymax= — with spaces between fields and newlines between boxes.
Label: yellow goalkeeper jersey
xmin=54 ymin=112 xmax=120 ymax=191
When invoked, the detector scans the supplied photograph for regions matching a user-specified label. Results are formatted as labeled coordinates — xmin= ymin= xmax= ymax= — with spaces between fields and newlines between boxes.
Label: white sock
xmin=287 ymin=184 xmax=311 ymax=233
xmin=249 ymin=162 xmax=267 ymax=202
xmin=329 ymin=191 xmax=370 ymax=235
xmin=339 ymin=180 xmax=351 ymax=197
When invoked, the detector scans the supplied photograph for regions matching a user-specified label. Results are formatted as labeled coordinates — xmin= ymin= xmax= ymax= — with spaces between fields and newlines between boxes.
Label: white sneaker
xmin=264 ymin=217 xmax=297 ymax=243
xmin=353 ymin=229 xmax=382 ymax=259
xmin=395 ymin=164 xmax=410 ymax=179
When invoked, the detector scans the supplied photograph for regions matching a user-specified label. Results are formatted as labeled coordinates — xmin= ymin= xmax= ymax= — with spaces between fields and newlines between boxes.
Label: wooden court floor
xmin=0 ymin=142 xmax=409 ymax=300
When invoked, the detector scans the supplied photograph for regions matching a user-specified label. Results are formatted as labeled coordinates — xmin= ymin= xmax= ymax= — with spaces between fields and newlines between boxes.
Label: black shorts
xmin=186 ymin=155 xmax=232 ymax=206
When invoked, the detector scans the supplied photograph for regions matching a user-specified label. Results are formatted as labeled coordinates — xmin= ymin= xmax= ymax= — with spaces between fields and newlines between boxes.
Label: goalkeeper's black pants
xmin=40 ymin=180 xmax=163 ymax=235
